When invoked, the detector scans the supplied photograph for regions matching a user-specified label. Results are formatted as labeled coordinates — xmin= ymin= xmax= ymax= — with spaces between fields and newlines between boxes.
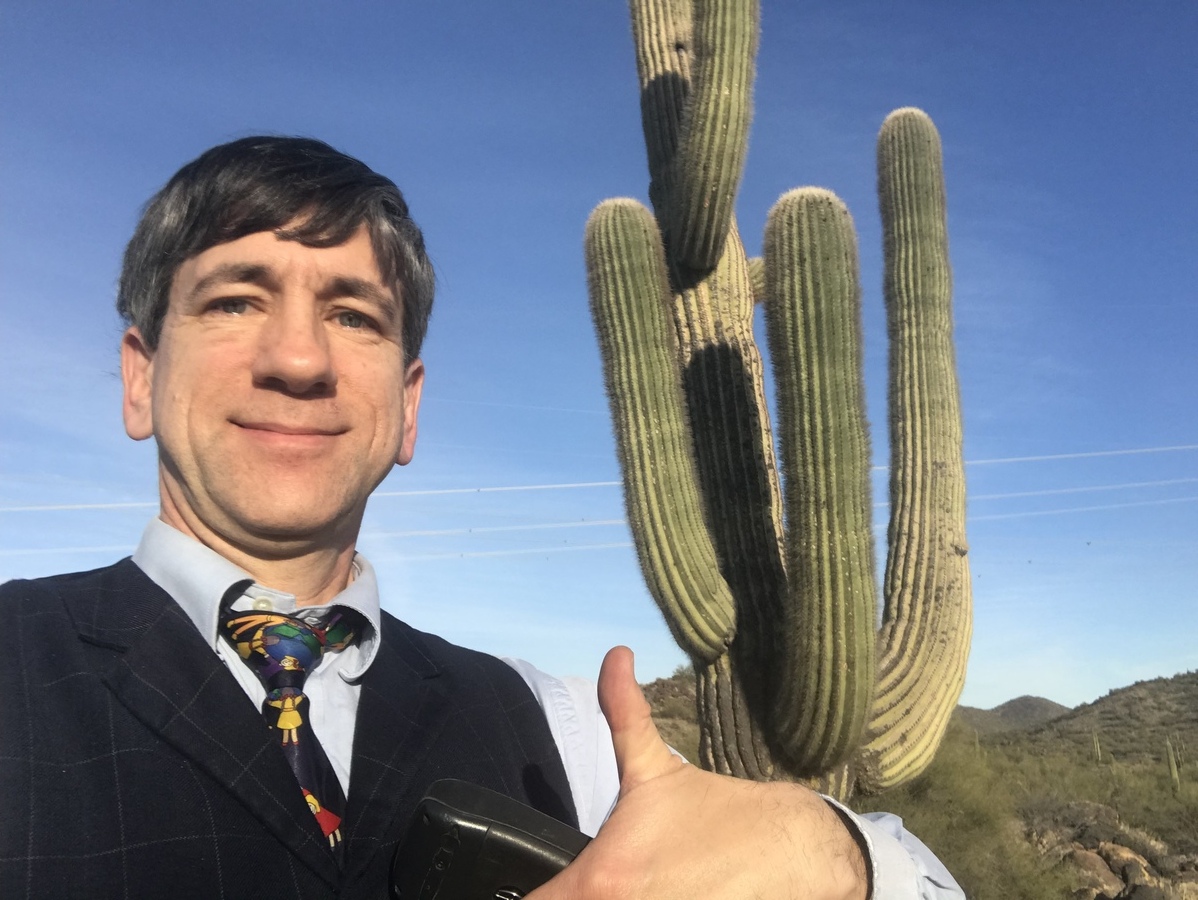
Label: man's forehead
xmin=176 ymin=226 xmax=394 ymax=298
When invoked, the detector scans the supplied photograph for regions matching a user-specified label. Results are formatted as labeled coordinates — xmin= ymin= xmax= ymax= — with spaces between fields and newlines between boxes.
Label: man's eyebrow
xmin=323 ymin=276 xmax=400 ymax=325
xmin=187 ymin=263 xmax=276 ymax=300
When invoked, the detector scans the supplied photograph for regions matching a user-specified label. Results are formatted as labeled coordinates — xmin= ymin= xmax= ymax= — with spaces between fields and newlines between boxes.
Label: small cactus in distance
xmin=1168 ymin=737 xmax=1182 ymax=796
xmin=585 ymin=0 xmax=970 ymax=798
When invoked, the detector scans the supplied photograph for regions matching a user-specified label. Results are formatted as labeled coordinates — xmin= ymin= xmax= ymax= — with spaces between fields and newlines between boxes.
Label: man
xmin=1 ymin=136 xmax=962 ymax=898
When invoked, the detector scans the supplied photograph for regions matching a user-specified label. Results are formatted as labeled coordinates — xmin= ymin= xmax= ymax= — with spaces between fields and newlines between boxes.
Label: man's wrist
xmin=825 ymin=798 xmax=873 ymax=900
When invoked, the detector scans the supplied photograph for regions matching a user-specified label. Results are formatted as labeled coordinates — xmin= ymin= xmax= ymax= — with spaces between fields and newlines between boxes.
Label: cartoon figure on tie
xmin=304 ymin=790 xmax=344 ymax=849
xmin=225 ymin=613 xmax=325 ymax=673
xmin=266 ymin=687 xmax=307 ymax=744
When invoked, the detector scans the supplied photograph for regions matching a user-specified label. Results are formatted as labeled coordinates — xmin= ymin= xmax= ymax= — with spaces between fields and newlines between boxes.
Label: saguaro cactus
xmin=1168 ymin=737 xmax=1182 ymax=796
xmin=584 ymin=0 xmax=971 ymax=798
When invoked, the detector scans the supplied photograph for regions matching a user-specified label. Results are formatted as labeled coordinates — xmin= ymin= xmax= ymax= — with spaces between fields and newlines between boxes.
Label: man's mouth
xmin=232 ymin=421 xmax=349 ymax=443
xmin=235 ymin=421 xmax=345 ymax=435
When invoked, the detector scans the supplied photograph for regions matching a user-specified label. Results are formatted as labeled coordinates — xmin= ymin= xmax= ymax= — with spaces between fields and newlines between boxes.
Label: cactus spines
xmin=631 ymin=0 xmax=758 ymax=269
xmin=585 ymin=198 xmax=737 ymax=662
xmin=858 ymin=108 xmax=972 ymax=791
xmin=762 ymin=189 xmax=877 ymax=772
xmin=746 ymin=256 xmax=766 ymax=304
xmin=586 ymin=2 xmax=970 ymax=797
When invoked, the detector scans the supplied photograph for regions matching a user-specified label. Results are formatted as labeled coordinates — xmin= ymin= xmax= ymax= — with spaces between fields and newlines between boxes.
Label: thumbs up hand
xmin=526 ymin=646 xmax=869 ymax=900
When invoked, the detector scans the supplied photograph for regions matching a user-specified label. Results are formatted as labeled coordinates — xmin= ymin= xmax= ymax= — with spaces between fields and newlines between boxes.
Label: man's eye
xmin=337 ymin=310 xmax=374 ymax=330
xmin=212 ymin=298 xmax=249 ymax=315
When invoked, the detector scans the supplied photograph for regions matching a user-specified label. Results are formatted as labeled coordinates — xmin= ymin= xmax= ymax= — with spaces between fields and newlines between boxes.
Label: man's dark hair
xmin=117 ymin=135 xmax=435 ymax=362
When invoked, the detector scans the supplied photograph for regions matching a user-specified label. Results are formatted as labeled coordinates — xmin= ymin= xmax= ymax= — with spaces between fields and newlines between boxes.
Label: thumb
xmin=598 ymin=646 xmax=683 ymax=794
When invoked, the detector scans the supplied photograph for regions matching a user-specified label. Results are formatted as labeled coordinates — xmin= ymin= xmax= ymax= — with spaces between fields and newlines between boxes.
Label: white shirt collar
xmin=131 ymin=517 xmax=382 ymax=681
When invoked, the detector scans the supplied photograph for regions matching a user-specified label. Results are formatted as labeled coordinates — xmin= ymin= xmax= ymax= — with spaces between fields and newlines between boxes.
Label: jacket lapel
xmin=341 ymin=616 xmax=453 ymax=884
xmin=67 ymin=560 xmax=341 ymax=889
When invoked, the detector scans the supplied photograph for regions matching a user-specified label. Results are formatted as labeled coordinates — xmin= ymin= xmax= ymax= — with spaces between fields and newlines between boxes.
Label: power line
xmin=3 ymin=443 xmax=1196 ymax=514
xmin=869 ymin=477 xmax=1198 ymax=508
xmin=383 ymin=542 xmax=634 ymax=561
xmin=0 ymin=501 xmax=158 ymax=513
xmin=969 ymin=477 xmax=1198 ymax=501
xmin=0 ymin=482 xmax=622 ymax=513
xmin=0 ymin=543 xmax=136 ymax=557
xmin=363 ymin=519 xmax=627 ymax=539
xmin=965 ymin=445 xmax=1198 ymax=465
xmin=971 ymin=495 xmax=1198 ymax=522
xmin=8 ymin=490 xmax=1198 ymax=559
xmin=373 ymin=481 xmax=620 ymax=498
xmin=423 ymin=396 xmax=608 ymax=416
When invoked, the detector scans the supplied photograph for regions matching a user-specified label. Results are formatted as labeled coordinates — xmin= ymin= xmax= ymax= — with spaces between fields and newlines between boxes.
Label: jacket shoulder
xmin=3 ymin=558 xmax=170 ymax=649
xmin=2 ymin=557 xmax=146 ymax=602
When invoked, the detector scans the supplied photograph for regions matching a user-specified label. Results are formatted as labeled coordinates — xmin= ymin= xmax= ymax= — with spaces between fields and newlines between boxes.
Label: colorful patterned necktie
xmin=219 ymin=607 xmax=357 ymax=857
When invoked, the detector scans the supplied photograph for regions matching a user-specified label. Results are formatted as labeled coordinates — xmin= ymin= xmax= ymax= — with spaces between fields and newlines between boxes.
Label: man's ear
xmin=396 ymin=357 xmax=425 ymax=466
xmin=121 ymin=327 xmax=155 ymax=441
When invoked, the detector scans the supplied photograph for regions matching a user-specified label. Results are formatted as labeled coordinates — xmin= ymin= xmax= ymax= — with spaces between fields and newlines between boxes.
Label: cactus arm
xmin=585 ymin=198 xmax=737 ymax=661
xmin=669 ymin=219 xmax=785 ymax=598
xmin=629 ymin=0 xmax=691 ymax=188
xmin=746 ymin=255 xmax=766 ymax=305
xmin=861 ymin=108 xmax=972 ymax=790
xmin=630 ymin=0 xmax=758 ymax=269
xmin=763 ymin=188 xmax=878 ymax=773
xmin=669 ymin=219 xmax=792 ymax=782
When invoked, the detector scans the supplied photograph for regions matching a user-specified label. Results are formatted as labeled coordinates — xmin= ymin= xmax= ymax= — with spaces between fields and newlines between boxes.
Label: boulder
xmin=1099 ymin=843 xmax=1159 ymax=888
xmin=1117 ymin=885 xmax=1166 ymax=900
xmin=1078 ymin=822 xmax=1124 ymax=849
xmin=1068 ymin=847 xmax=1126 ymax=898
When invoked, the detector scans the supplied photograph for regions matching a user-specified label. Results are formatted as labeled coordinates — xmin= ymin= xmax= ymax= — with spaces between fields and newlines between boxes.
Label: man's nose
xmin=251 ymin=302 xmax=337 ymax=395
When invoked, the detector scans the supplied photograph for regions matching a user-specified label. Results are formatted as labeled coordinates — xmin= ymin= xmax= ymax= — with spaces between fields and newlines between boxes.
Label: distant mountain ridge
xmin=1003 ymin=669 xmax=1198 ymax=765
xmin=956 ymin=695 xmax=1071 ymax=734
xmin=643 ymin=667 xmax=1198 ymax=768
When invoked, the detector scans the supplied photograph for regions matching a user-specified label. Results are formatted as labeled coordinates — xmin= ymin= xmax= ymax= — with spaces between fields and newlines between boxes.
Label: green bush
xmin=862 ymin=722 xmax=1073 ymax=900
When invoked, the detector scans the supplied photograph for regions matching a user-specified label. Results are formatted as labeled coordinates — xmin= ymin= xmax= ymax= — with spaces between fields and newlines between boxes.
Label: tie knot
xmin=219 ymin=608 xmax=358 ymax=690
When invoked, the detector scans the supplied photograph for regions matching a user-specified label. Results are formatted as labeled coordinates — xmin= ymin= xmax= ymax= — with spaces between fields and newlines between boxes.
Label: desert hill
xmin=641 ymin=666 xmax=1198 ymax=899
xmin=957 ymin=694 xmax=1071 ymax=734
xmin=998 ymin=669 xmax=1198 ymax=766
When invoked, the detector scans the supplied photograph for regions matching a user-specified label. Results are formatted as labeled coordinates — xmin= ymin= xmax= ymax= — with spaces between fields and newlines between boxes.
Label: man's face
xmin=121 ymin=225 xmax=424 ymax=557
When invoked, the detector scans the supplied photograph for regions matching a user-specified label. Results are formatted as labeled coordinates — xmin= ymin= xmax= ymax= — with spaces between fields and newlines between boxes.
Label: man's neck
xmin=220 ymin=543 xmax=359 ymax=607
xmin=156 ymin=510 xmax=359 ymax=607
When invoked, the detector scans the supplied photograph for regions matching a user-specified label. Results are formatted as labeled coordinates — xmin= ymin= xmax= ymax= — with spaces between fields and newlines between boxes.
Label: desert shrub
xmin=861 ymin=722 xmax=1073 ymax=900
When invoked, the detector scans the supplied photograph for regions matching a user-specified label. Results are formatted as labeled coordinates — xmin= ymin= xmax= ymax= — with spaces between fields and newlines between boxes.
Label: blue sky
xmin=2 ymin=2 xmax=1195 ymax=710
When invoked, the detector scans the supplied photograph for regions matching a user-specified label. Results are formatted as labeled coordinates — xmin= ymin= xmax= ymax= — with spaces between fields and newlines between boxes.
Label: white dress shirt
xmin=132 ymin=518 xmax=963 ymax=899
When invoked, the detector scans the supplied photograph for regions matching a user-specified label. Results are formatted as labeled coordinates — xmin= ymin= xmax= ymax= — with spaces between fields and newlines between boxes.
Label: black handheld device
xmin=391 ymin=779 xmax=591 ymax=900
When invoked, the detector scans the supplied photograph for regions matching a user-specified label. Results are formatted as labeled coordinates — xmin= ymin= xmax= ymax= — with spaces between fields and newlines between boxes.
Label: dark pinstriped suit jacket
xmin=1 ymin=559 xmax=576 ymax=898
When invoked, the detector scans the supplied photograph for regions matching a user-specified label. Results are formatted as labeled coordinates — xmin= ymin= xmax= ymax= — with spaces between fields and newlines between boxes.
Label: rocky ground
xmin=1026 ymin=800 xmax=1198 ymax=899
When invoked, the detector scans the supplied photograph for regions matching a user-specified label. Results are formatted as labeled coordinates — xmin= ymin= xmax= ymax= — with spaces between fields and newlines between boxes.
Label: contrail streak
xmin=964 ymin=445 xmax=1198 ymax=465
xmin=0 ymin=501 xmax=157 ymax=513
xmin=970 ymin=495 xmax=1198 ymax=521
xmin=383 ymin=542 xmax=634 ymax=561
xmin=0 ymin=544 xmax=136 ymax=556
xmin=969 ymin=477 xmax=1198 ymax=500
xmin=363 ymin=519 xmax=628 ymax=539
xmin=3 ymin=444 xmax=1195 ymax=512
xmin=372 ymin=481 xmax=622 ymax=498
